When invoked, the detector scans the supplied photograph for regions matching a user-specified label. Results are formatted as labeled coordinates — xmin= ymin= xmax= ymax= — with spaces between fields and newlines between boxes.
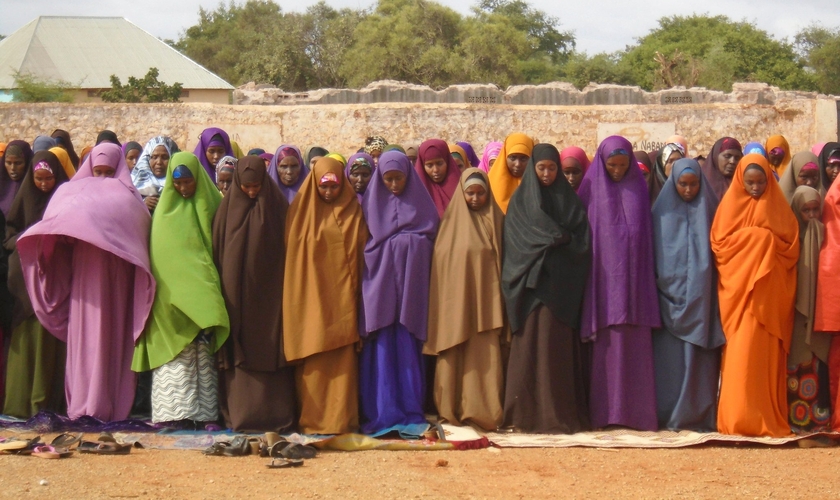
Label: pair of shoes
xmin=266 ymin=457 xmax=304 ymax=469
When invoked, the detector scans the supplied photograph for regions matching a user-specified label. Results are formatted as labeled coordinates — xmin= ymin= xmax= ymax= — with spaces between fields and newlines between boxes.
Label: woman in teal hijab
xmin=132 ymin=152 xmax=230 ymax=424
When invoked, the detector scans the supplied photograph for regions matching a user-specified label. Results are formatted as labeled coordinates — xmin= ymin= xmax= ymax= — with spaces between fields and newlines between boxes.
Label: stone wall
xmin=1 ymin=84 xmax=837 ymax=160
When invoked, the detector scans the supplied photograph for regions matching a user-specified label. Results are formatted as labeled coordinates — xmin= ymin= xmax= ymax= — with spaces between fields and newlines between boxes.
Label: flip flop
xmin=0 ymin=436 xmax=41 ymax=452
xmin=269 ymin=441 xmax=317 ymax=460
xmin=97 ymin=432 xmax=116 ymax=443
xmin=50 ymin=433 xmax=83 ymax=449
xmin=78 ymin=441 xmax=131 ymax=455
xmin=31 ymin=445 xmax=73 ymax=459
xmin=266 ymin=457 xmax=304 ymax=469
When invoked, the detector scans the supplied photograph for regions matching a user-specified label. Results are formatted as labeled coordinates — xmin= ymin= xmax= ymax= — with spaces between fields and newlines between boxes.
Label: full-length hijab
xmin=213 ymin=156 xmax=289 ymax=371
xmin=779 ymin=151 xmax=823 ymax=202
xmin=765 ymin=135 xmax=792 ymax=176
xmin=362 ymin=150 xmax=439 ymax=339
xmin=283 ymin=157 xmax=368 ymax=361
xmin=4 ymin=151 xmax=70 ymax=329
xmin=132 ymin=152 xmax=229 ymax=372
xmin=426 ymin=168 xmax=504 ymax=354
xmin=193 ymin=127 xmax=233 ymax=181
xmin=414 ymin=139 xmax=461 ymax=218
xmin=268 ymin=145 xmax=309 ymax=203
xmin=711 ymin=154 xmax=799 ymax=351
xmin=814 ymin=166 xmax=840 ymax=333
xmin=131 ymin=136 xmax=180 ymax=197
xmin=488 ymin=133 xmax=535 ymax=213
xmin=559 ymin=146 xmax=590 ymax=175
xmin=701 ymin=137 xmax=741 ymax=202
xmin=0 ymin=140 xmax=33 ymax=217
xmin=818 ymin=142 xmax=840 ymax=193
xmin=651 ymin=158 xmax=724 ymax=349
xmin=577 ymin=136 xmax=660 ymax=340
xmin=503 ymin=144 xmax=591 ymax=334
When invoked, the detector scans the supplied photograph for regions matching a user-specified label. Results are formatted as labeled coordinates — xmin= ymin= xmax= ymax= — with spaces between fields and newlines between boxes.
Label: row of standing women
xmin=1 ymin=128 xmax=839 ymax=440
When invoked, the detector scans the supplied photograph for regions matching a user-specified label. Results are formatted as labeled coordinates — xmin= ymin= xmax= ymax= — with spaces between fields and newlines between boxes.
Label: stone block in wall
xmin=505 ymin=82 xmax=581 ymax=105
xmin=439 ymin=84 xmax=504 ymax=105
xmin=730 ymin=82 xmax=777 ymax=105
xmin=653 ymin=86 xmax=729 ymax=105
xmin=580 ymin=83 xmax=648 ymax=105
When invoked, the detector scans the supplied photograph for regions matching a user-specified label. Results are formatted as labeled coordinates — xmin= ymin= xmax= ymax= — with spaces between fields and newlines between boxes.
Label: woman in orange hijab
xmin=283 ymin=157 xmax=368 ymax=434
xmin=711 ymin=153 xmax=799 ymax=437
xmin=765 ymin=135 xmax=792 ymax=177
xmin=488 ymin=133 xmax=534 ymax=213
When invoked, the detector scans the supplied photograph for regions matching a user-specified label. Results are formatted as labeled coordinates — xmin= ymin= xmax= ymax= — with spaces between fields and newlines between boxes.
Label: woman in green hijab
xmin=132 ymin=152 xmax=230 ymax=424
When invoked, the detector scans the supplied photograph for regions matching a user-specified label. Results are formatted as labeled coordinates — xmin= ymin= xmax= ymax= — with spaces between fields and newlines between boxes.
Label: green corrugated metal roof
xmin=0 ymin=16 xmax=233 ymax=90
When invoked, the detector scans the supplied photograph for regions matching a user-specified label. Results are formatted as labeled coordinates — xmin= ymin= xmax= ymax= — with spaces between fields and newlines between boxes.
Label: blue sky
xmin=3 ymin=0 xmax=840 ymax=54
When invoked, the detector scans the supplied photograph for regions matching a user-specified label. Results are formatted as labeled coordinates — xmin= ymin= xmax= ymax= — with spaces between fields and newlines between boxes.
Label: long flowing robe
xmin=711 ymin=153 xmax=799 ymax=437
xmin=360 ymin=150 xmax=438 ymax=436
xmin=283 ymin=157 xmax=368 ymax=434
xmin=577 ymin=135 xmax=660 ymax=431
xmin=487 ymin=133 xmax=534 ymax=213
xmin=651 ymin=158 xmax=724 ymax=431
xmin=17 ymin=143 xmax=155 ymax=421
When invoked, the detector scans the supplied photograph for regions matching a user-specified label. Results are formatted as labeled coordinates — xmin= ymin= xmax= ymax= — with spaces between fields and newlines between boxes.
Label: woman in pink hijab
xmin=560 ymin=146 xmax=591 ymax=192
xmin=16 ymin=143 xmax=155 ymax=421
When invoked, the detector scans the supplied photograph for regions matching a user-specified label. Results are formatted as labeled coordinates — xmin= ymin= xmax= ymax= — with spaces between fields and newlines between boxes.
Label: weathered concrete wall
xmin=1 ymin=87 xmax=837 ymax=160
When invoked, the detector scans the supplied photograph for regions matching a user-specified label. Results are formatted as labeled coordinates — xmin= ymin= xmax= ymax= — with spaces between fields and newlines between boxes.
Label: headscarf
xmin=502 ymin=144 xmax=591 ymax=334
xmin=49 ymin=146 xmax=76 ymax=179
xmin=4 ymin=150 xmax=70 ymax=329
xmin=779 ymin=151 xmax=822 ymax=203
xmin=405 ymin=145 xmax=418 ymax=159
xmin=814 ymin=169 xmax=840 ymax=334
xmin=364 ymin=136 xmax=388 ymax=155
xmin=79 ymin=145 xmax=93 ymax=165
xmin=0 ymin=143 xmax=5 ymax=157
xmin=634 ymin=150 xmax=652 ymax=175
xmin=426 ymin=167 xmax=505 ymax=354
xmin=248 ymin=148 xmax=266 ymax=156
xmin=651 ymin=158 xmax=724 ymax=349
xmin=215 ymin=155 xmax=237 ymax=178
xmin=267 ymin=144 xmax=308 ymax=203
xmin=456 ymin=141 xmax=481 ymax=168
xmin=818 ymin=142 xmax=840 ymax=192
xmin=362 ymin=150 xmax=439 ymax=340
xmin=326 ymin=152 xmax=346 ymax=166
xmin=212 ymin=156 xmax=290 ymax=371
xmin=479 ymin=141 xmax=502 ymax=173
xmin=0 ymin=140 xmax=34 ymax=217
xmin=131 ymin=136 xmax=180 ymax=197
xmin=230 ymin=140 xmax=244 ymax=159
xmin=666 ymin=135 xmax=689 ymax=157
xmin=384 ymin=144 xmax=406 ymax=154
xmin=96 ymin=130 xmax=121 ymax=146
xmin=577 ymin=135 xmax=660 ymax=340
xmin=193 ymin=127 xmax=233 ymax=181
xmin=765 ymin=135 xmax=791 ymax=176
xmin=122 ymin=141 xmax=143 ymax=158
xmin=743 ymin=141 xmax=766 ymax=157
xmin=51 ymin=129 xmax=79 ymax=168
xmin=789 ymin=186 xmax=829 ymax=364
xmin=306 ymin=146 xmax=329 ymax=166
xmin=649 ymin=142 xmax=685 ymax=202
xmin=701 ymin=137 xmax=742 ymax=202
xmin=560 ymin=146 xmax=590 ymax=174
xmin=448 ymin=143 xmax=469 ymax=170
xmin=33 ymin=135 xmax=57 ymax=153
xmin=812 ymin=142 xmax=827 ymax=156
xmin=346 ymin=152 xmax=374 ymax=203
xmin=74 ymin=142 xmax=140 ymax=201
xmin=283 ymin=157 xmax=368 ymax=361
xmin=414 ymin=139 xmax=461 ymax=218
xmin=132 ymin=152 xmax=229 ymax=371
xmin=488 ymin=133 xmax=535 ymax=213
xmin=710 ymin=153 xmax=799 ymax=352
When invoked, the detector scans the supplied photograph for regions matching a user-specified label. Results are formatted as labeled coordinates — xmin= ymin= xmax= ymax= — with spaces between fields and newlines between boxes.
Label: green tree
xmin=561 ymin=52 xmax=635 ymax=89
xmin=299 ymin=2 xmax=366 ymax=88
xmin=795 ymin=25 xmax=840 ymax=95
xmin=11 ymin=71 xmax=74 ymax=102
xmin=100 ymin=67 xmax=183 ymax=103
xmin=475 ymin=0 xmax=573 ymax=65
xmin=621 ymin=15 xmax=814 ymax=91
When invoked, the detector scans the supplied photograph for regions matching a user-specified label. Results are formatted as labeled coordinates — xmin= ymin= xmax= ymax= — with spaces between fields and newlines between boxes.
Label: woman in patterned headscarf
xmin=364 ymin=136 xmax=388 ymax=167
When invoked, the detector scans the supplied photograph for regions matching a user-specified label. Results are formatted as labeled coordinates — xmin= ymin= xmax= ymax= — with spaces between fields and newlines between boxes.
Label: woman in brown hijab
xmin=212 ymin=156 xmax=297 ymax=432
xmin=425 ymin=168 xmax=505 ymax=431
xmin=283 ymin=157 xmax=368 ymax=434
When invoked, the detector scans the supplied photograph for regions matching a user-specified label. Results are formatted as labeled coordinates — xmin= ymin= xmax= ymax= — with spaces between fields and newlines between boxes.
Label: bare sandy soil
xmin=0 ymin=439 xmax=839 ymax=499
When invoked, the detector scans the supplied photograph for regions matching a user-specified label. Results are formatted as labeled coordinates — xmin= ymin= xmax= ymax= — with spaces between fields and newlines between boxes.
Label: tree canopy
xmin=100 ymin=68 xmax=183 ymax=103
xmin=174 ymin=2 xmax=840 ymax=94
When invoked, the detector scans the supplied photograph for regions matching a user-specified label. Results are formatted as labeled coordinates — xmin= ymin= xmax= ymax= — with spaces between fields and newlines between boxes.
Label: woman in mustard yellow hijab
xmin=488 ymin=133 xmax=534 ymax=213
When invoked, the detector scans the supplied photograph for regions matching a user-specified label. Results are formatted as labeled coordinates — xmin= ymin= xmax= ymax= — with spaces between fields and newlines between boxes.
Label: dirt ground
xmin=0 ymin=439 xmax=838 ymax=499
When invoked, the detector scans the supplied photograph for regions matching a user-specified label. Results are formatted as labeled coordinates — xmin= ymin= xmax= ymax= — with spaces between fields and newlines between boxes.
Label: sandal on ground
xmin=269 ymin=441 xmax=317 ymax=460
xmin=31 ymin=445 xmax=73 ymax=459
xmin=51 ymin=433 xmax=83 ymax=449
xmin=203 ymin=436 xmax=250 ymax=457
xmin=97 ymin=432 xmax=117 ymax=443
xmin=266 ymin=457 xmax=304 ymax=469
xmin=78 ymin=441 xmax=131 ymax=455
xmin=0 ymin=436 xmax=41 ymax=452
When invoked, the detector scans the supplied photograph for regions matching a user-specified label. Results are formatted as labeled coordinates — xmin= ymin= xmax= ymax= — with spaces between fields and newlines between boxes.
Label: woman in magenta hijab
xmin=577 ymin=135 xmax=660 ymax=431
xmin=16 ymin=143 xmax=155 ymax=421
xmin=414 ymin=139 xmax=461 ymax=218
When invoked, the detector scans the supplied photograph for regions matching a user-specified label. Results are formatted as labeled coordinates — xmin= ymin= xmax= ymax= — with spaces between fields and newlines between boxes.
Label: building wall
xmin=69 ymin=89 xmax=230 ymax=105
xmin=0 ymin=94 xmax=837 ymax=160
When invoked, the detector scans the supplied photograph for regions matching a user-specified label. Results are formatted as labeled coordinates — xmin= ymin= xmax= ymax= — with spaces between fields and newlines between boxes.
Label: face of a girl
xmin=605 ymin=154 xmax=630 ymax=183
xmin=216 ymin=170 xmax=233 ymax=195
xmin=423 ymin=157 xmax=448 ymax=184
xmin=4 ymin=155 xmax=25 ymax=181
xmin=664 ymin=151 xmax=682 ymax=177
xmin=33 ymin=168 xmax=56 ymax=193
xmin=743 ymin=167 xmax=768 ymax=199
xmin=768 ymin=148 xmax=784 ymax=167
xmin=92 ymin=165 xmax=116 ymax=177
xmin=349 ymin=166 xmax=372 ymax=194
xmin=560 ymin=157 xmax=583 ymax=191
xmin=535 ymin=159 xmax=558 ymax=187
xmin=796 ymin=166 xmax=820 ymax=188
xmin=240 ymin=180 xmax=262 ymax=199
xmin=317 ymin=182 xmax=341 ymax=203
xmin=173 ymin=177 xmax=197 ymax=198
xmin=452 ymin=154 xmax=466 ymax=172
xmin=205 ymin=146 xmax=226 ymax=167
xmin=463 ymin=184 xmax=488 ymax=211
xmin=382 ymin=170 xmax=407 ymax=196
xmin=277 ymin=155 xmax=301 ymax=187
xmin=676 ymin=171 xmax=700 ymax=202
xmin=125 ymin=149 xmax=141 ymax=170
xmin=506 ymin=154 xmax=529 ymax=178
xmin=800 ymin=199 xmax=821 ymax=221
xmin=309 ymin=155 xmax=323 ymax=169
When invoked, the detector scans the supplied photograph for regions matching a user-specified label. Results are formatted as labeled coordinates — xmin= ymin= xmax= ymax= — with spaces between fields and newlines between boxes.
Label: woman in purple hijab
xmin=268 ymin=145 xmax=310 ymax=203
xmin=0 ymin=140 xmax=34 ymax=217
xmin=360 ymin=150 xmax=439 ymax=436
xmin=16 ymin=142 xmax=155 ymax=421
xmin=577 ymin=135 xmax=660 ymax=431
xmin=456 ymin=141 xmax=481 ymax=169
xmin=193 ymin=127 xmax=234 ymax=182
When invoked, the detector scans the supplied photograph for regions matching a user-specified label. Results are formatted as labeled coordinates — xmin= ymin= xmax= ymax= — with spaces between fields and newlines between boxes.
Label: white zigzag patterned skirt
xmin=151 ymin=341 xmax=218 ymax=423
